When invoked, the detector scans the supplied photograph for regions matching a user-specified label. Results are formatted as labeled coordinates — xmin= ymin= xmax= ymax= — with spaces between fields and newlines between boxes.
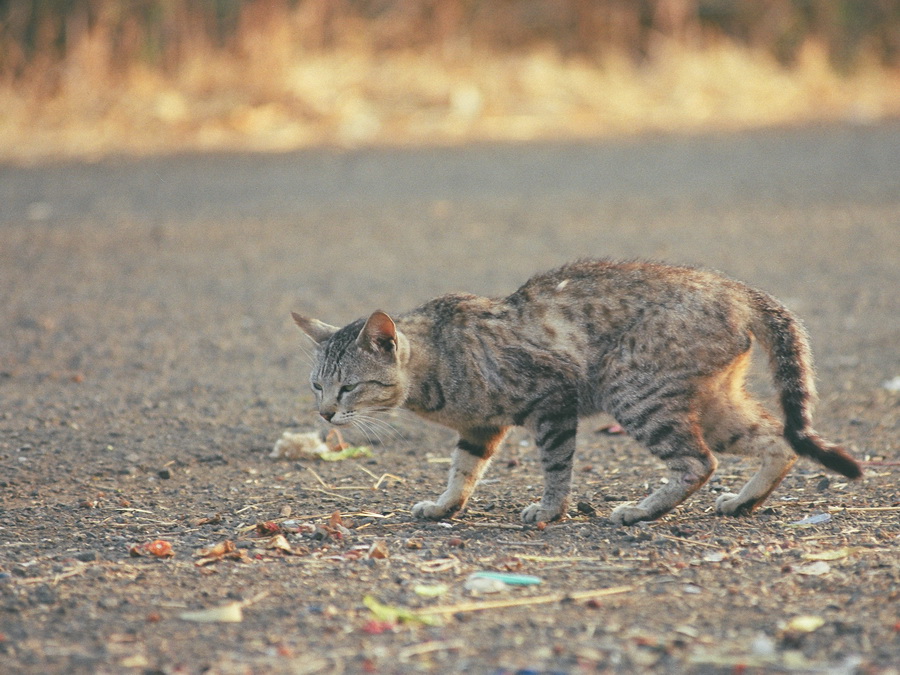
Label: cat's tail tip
xmin=785 ymin=429 xmax=863 ymax=479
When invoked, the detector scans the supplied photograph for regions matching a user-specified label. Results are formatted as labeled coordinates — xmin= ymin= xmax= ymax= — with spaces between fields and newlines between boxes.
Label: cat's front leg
xmin=412 ymin=427 xmax=509 ymax=520
xmin=521 ymin=413 xmax=577 ymax=523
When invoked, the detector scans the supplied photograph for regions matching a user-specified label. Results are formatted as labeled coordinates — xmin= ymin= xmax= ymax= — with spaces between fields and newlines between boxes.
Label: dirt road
xmin=1 ymin=123 xmax=899 ymax=673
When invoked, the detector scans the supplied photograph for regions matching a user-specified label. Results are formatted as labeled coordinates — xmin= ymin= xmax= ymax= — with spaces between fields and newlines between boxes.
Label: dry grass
xmin=2 ymin=26 xmax=898 ymax=162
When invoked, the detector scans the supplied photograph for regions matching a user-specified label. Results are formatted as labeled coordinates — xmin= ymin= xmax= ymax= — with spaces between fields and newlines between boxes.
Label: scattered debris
xmin=179 ymin=602 xmax=243 ymax=623
xmin=785 ymin=615 xmax=826 ymax=633
xmin=468 ymin=571 xmax=542 ymax=586
xmin=266 ymin=534 xmax=293 ymax=553
xmin=464 ymin=575 xmax=508 ymax=595
xmin=255 ymin=521 xmax=282 ymax=536
xmin=795 ymin=561 xmax=831 ymax=576
xmin=413 ymin=584 xmax=449 ymax=598
xmin=270 ymin=431 xmax=328 ymax=460
xmin=881 ymin=375 xmax=900 ymax=392
xmin=178 ymin=591 xmax=269 ymax=624
xmin=271 ymin=428 xmax=372 ymax=461
xmin=803 ymin=547 xmax=858 ymax=561
xmin=194 ymin=540 xmax=247 ymax=566
xmin=424 ymin=585 xmax=636 ymax=617
xmin=366 ymin=540 xmax=390 ymax=559
xmin=129 ymin=540 xmax=174 ymax=558
xmin=787 ymin=513 xmax=832 ymax=527
xmin=702 ymin=551 xmax=728 ymax=563
xmin=363 ymin=596 xmax=441 ymax=626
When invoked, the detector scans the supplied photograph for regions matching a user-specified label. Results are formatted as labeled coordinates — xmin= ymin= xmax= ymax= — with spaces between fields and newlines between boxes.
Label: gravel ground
xmin=1 ymin=123 xmax=899 ymax=674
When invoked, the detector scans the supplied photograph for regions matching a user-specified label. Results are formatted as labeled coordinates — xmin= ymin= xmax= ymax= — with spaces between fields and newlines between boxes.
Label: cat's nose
xmin=320 ymin=411 xmax=335 ymax=422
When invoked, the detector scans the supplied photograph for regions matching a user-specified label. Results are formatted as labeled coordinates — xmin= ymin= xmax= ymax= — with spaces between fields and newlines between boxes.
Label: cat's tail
xmin=749 ymin=289 xmax=862 ymax=479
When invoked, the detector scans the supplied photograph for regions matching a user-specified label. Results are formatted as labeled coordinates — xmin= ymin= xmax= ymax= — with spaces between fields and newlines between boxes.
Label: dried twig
xmin=462 ymin=522 xmax=525 ymax=530
xmin=305 ymin=466 xmax=330 ymax=488
xmin=654 ymin=533 xmax=722 ymax=549
xmin=398 ymin=639 xmax=466 ymax=661
xmin=20 ymin=563 xmax=92 ymax=586
xmin=422 ymin=585 xmax=636 ymax=616
xmin=373 ymin=473 xmax=405 ymax=490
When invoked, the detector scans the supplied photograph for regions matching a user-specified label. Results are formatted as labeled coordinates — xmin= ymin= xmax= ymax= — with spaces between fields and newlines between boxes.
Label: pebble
xmin=74 ymin=550 xmax=99 ymax=562
xmin=464 ymin=575 xmax=508 ymax=595
xmin=98 ymin=596 xmax=120 ymax=609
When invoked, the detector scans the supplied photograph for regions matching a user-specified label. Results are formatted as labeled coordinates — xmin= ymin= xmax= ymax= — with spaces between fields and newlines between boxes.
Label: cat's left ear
xmin=357 ymin=310 xmax=397 ymax=355
xmin=292 ymin=312 xmax=338 ymax=344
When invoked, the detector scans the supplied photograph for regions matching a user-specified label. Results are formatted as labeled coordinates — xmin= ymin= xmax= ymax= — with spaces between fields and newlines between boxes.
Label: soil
xmin=1 ymin=123 xmax=899 ymax=674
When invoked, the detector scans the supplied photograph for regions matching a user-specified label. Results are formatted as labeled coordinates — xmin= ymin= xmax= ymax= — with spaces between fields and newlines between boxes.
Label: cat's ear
xmin=291 ymin=312 xmax=338 ymax=344
xmin=357 ymin=310 xmax=397 ymax=355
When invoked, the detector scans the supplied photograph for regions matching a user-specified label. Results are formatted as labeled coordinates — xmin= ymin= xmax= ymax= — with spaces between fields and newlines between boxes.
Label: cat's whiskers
xmin=295 ymin=342 xmax=315 ymax=367
xmin=354 ymin=410 xmax=404 ymax=441
xmin=347 ymin=416 xmax=379 ymax=446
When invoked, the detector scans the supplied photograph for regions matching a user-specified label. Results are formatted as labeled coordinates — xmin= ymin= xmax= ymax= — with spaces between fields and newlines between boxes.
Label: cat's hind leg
xmin=598 ymin=366 xmax=719 ymax=524
xmin=412 ymin=427 xmax=509 ymax=520
xmin=609 ymin=409 xmax=717 ymax=525
xmin=700 ymin=358 xmax=796 ymax=515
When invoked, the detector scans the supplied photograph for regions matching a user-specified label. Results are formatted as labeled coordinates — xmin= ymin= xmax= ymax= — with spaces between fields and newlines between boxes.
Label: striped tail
xmin=749 ymin=290 xmax=862 ymax=479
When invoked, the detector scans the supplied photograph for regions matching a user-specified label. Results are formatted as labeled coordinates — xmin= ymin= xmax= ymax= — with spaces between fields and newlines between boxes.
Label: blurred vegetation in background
xmin=4 ymin=0 xmax=898 ymax=76
xmin=1 ymin=0 xmax=899 ymax=160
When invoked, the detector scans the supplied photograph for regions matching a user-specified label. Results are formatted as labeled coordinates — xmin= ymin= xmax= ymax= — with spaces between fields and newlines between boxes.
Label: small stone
xmin=98 ymin=596 xmax=121 ymax=609
xmin=464 ymin=575 xmax=507 ymax=595
xmin=157 ymin=468 xmax=172 ymax=480
xmin=74 ymin=550 xmax=99 ymax=562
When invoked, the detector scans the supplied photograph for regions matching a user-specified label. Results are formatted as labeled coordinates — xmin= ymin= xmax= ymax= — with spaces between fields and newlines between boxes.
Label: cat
xmin=291 ymin=259 xmax=861 ymax=525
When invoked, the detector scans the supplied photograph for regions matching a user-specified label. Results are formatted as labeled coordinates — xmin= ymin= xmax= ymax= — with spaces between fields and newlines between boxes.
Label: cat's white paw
xmin=715 ymin=492 xmax=753 ymax=516
xmin=412 ymin=500 xmax=452 ymax=520
xmin=609 ymin=503 xmax=651 ymax=526
xmin=520 ymin=503 xmax=563 ymax=524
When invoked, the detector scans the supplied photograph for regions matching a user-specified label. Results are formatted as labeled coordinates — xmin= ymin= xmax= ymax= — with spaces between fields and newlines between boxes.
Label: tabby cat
xmin=292 ymin=260 xmax=861 ymax=525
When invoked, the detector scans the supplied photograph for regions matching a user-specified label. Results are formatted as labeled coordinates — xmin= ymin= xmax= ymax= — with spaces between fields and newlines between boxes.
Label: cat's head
xmin=292 ymin=310 xmax=410 ymax=425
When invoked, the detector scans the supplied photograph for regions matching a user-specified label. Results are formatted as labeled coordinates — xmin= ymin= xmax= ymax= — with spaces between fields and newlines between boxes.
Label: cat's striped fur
xmin=293 ymin=260 xmax=861 ymax=525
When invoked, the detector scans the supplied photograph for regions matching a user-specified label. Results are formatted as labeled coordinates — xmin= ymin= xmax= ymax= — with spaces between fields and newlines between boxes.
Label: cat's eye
xmin=338 ymin=383 xmax=358 ymax=396
xmin=311 ymin=382 xmax=323 ymax=392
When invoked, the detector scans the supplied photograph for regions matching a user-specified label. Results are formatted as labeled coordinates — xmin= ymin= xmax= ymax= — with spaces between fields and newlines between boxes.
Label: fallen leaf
xmin=367 ymin=541 xmax=389 ymax=559
xmin=119 ymin=654 xmax=149 ymax=668
xmin=197 ymin=540 xmax=236 ymax=558
xmin=786 ymin=615 xmax=825 ymax=633
xmin=788 ymin=513 xmax=831 ymax=527
xmin=256 ymin=521 xmax=282 ymax=536
xmin=802 ymin=547 xmax=857 ymax=561
xmin=194 ymin=540 xmax=248 ymax=566
xmin=363 ymin=596 xmax=440 ymax=626
xmin=266 ymin=534 xmax=293 ymax=553
xmin=796 ymin=561 xmax=831 ymax=576
xmin=702 ymin=551 xmax=727 ymax=563
xmin=179 ymin=602 xmax=243 ymax=623
xmin=413 ymin=584 xmax=449 ymax=598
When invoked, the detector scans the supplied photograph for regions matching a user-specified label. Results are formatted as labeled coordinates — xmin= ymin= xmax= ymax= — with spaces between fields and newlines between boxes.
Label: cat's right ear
xmin=291 ymin=312 xmax=338 ymax=344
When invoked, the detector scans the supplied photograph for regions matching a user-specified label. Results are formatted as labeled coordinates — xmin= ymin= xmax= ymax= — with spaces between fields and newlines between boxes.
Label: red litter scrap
xmin=130 ymin=539 xmax=174 ymax=558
